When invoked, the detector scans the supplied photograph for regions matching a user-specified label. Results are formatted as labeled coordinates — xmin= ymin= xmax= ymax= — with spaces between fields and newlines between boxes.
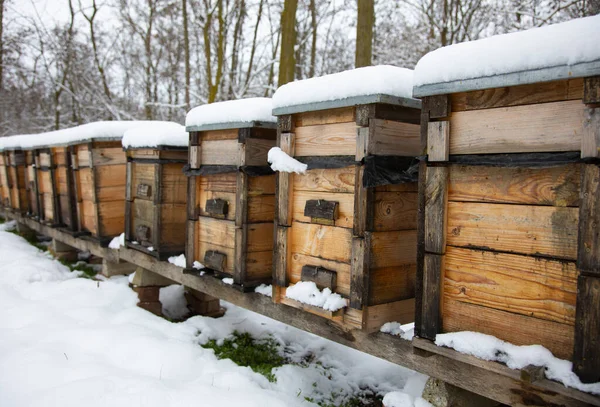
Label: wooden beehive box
xmin=184 ymin=99 xmax=277 ymax=291
xmin=0 ymin=152 xmax=10 ymax=208
xmin=413 ymin=25 xmax=600 ymax=382
xmin=124 ymin=137 xmax=189 ymax=260
xmin=24 ymin=150 xmax=41 ymax=219
xmin=6 ymin=149 xmax=29 ymax=214
xmin=54 ymin=146 xmax=78 ymax=231
xmin=271 ymin=69 xmax=422 ymax=332
xmin=35 ymin=148 xmax=60 ymax=225
xmin=70 ymin=140 xmax=127 ymax=245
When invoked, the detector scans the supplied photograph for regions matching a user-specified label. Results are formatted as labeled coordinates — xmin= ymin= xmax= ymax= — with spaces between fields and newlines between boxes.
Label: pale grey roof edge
xmin=186 ymin=120 xmax=277 ymax=132
xmin=413 ymin=59 xmax=600 ymax=97
xmin=0 ymin=136 xmax=123 ymax=151
xmin=272 ymin=94 xmax=422 ymax=116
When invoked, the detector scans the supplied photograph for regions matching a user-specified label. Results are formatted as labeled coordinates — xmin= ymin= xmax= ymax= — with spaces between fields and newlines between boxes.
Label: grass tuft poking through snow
xmin=203 ymin=331 xmax=285 ymax=383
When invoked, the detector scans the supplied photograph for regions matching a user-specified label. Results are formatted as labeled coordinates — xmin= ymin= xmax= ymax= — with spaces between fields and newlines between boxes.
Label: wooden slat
xmin=295 ymin=122 xmax=357 ymax=156
xmin=572 ymin=275 xmax=600 ymax=383
xmin=427 ymin=121 xmax=450 ymax=162
xmin=447 ymin=201 xmax=579 ymax=260
xmin=369 ymin=230 xmax=417 ymax=268
xmin=295 ymin=107 xmax=355 ymax=127
xmin=445 ymin=246 xmax=577 ymax=324
xmin=293 ymin=167 xmax=355 ymax=193
xmin=248 ymin=174 xmax=276 ymax=195
xmin=247 ymin=194 xmax=275 ymax=223
xmin=197 ymin=190 xmax=236 ymax=221
xmin=200 ymin=128 xmax=238 ymax=141
xmin=420 ymin=253 xmax=444 ymax=340
xmin=98 ymin=200 xmax=125 ymax=237
xmin=448 ymin=164 xmax=581 ymax=207
xmin=160 ymin=163 xmax=187 ymax=204
xmin=289 ymin=253 xmax=351 ymax=296
xmin=290 ymin=221 xmax=352 ymax=264
xmin=185 ymin=220 xmax=196 ymax=269
xmin=353 ymin=165 xmax=372 ymax=237
xmin=274 ymin=225 xmax=289 ymax=287
xmin=245 ymin=138 xmax=275 ymax=166
xmin=247 ymin=222 xmax=274 ymax=252
xmin=424 ymin=166 xmax=448 ymax=254
xmin=583 ymin=76 xmax=600 ymax=105
xmin=200 ymin=140 xmax=238 ymax=165
xmin=275 ymin=132 xmax=294 ymax=226
xmin=423 ymin=95 xmax=451 ymax=119
xmin=449 ymin=100 xmax=585 ymax=155
xmin=159 ymin=203 xmax=187 ymax=249
xmin=578 ymin=164 xmax=600 ymax=275
xmin=197 ymin=172 xmax=237 ymax=193
xmin=368 ymin=264 xmax=416 ymax=305
xmin=451 ymin=78 xmax=583 ymax=112
xmin=365 ymin=299 xmax=415 ymax=332
xmin=443 ymin=299 xmax=574 ymax=360
xmin=372 ymin=191 xmax=418 ymax=232
xmin=581 ymin=108 xmax=600 ymax=158
xmin=369 ymin=119 xmax=421 ymax=156
xmin=197 ymin=216 xmax=235 ymax=248
xmin=234 ymin=171 xmax=248 ymax=285
xmin=92 ymin=147 xmax=126 ymax=166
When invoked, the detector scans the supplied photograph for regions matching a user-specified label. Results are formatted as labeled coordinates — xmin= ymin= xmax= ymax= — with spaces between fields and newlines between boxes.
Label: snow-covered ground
xmin=0 ymin=222 xmax=429 ymax=407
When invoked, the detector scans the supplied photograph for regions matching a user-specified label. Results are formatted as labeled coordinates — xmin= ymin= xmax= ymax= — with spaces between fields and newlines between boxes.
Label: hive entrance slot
xmin=205 ymin=198 xmax=229 ymax=219
xmin=137 ymin=183 xmax=152 ymax=198
xmin=301 ymin=265 xmax=337 ymax=291
xmin=304 ymin=199 xmax=339 ymax=226
xmin=204 ymin=250 xmax=226 ymax=272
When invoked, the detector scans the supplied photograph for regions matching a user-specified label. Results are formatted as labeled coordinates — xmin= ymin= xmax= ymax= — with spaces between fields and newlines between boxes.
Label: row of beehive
xmin=0 ymin=72 xmax=598 ymax=384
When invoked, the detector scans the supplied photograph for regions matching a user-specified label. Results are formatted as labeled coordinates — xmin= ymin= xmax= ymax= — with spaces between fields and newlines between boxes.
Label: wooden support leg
xmin=49 ymin=238 xmax=78 ymax=262
xmin=185 ymin=288 xmax=225 ymax=318
xmin=101 ymin=259 xmax=136 ymax=278
xmin=131 ymin=267 xmax=176 ymax=316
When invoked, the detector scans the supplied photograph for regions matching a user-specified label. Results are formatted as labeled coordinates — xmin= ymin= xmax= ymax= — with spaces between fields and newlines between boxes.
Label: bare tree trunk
xmin=309 ymin=0 xmax=317 ymax=78
xmin=355 ymin=0 xmax=374 ymax=68
xmin=203 ymin=0 xmax=226 ymax=103
xmin=55 ymin=0 xmax=76 ymax=130
xmin=81 ymin=0 xmax=112 ymax=102
xmin=182 ymin=0 xmax=191 ymax=108
xmin=277 ymin=0 xmax=298 ymax=87
xmin=144 ymin=0 xmax=155 ymax=119
xmin=264 ymin=28 xmax=280 ymax=97
xmin=243 ymin=0 xmax=263 ymax=91
xmin=0 ymin=0 xmax=5 ymax=92
xmin=228 ymin=0 xmax=245 ymax=98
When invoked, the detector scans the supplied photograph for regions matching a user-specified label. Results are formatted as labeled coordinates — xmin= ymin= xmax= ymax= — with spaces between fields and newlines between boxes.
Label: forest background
xmin=0 ymin=0 xmax=598 ymax=136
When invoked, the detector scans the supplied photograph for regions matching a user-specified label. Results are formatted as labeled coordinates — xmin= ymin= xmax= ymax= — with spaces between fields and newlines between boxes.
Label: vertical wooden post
xmin=581 ymin=108 xmax=600 ymax=158
xmin=573 ymin=163 xmax=600 ymax=383
xmin=69 ymin=146 xmax=82 ymax=233
xmin=234 ymin=134 xmax=249 ymax=286
xmin=185 ymin=174 xmax=197 ymax=271
xmin=48 ymin=149 xmax=61 ymax=224
xmin=152 ymin=163 xmax=162 ymax=253
xmin=415 ymin=95 xmax=450 ymax=340
xmin=64 ymin=147 xmax=77 ymax=229
xmin=273 ymin=115 xmax=294 ymax=299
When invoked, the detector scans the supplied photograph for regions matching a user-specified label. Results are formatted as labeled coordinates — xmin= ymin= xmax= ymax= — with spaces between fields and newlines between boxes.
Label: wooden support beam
xmin=353 ymin=165 xmax=373 ymax=237
xmin=427 ymin=121 xmax=450 ymax=162
xmin=424 ymin=166 xmax=449 ymax=254
xmin=273 ymin=225 xmax=289 ymax=289
xmin=190 ymin=145 xmax=201 ymax=169
xmin=423 ymin=95 xmax=451 ymax=119
xmin=420 ymin=253 xmax=444 ymax=340
xmin=573 ymin=275 xmax=600 ymax=383
xmin=234 ymin=171 xmax=248 ymax=286
xmin=187 ymin=175 xmax=197 ymax=221
xmin=275 ymin=132 xmax=295 ymax=227
xmin=581 ymin=108 xmax=600 ymax=158
xmin=577 ymin=164 xmax=600 ymax=275
xmin=350 ymin=234 xmax=371 ymax=310
xmin=185 ymin=220 xmax=196 ymax=269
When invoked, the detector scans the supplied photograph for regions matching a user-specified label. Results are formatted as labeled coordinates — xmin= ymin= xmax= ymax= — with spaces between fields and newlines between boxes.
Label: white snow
xmin=0 ymin=227 xmax=421 ymax=406
xmin=435 ymin=331 xmax=600 ymax=394
xmin=0 ymin=121 xmax=170 ymax=151
xmin=0 ymin=220 xmax=16 ymax=232
xmin=147 ymin=246 xmax=155 ymax=252
xmin=167 ymin=254 xmax=187 ymax=268
xmin=413 ymin=15 xmax=600 ymax=90
xmin=159 ymin=284 xmax=189 ymax=320
xmin=192 ymin=261 xmax=205 ymax=270
xmin=122 ymin=122 xmax=188 ymax=149
xmin=185 ymin=98 xmax=276 ymax=128
xmin=267 ymin=147 xmax=307 ymax=174
xmin=108 ymin=233 xmax=125 ymax=249
xmin=285 ymin=281 xmax=348 ymax=312
xmin=272 ymin=65 xmax=414 ymax=110
xmin=255 ymin=284 xmax=273 ymax=297
xmin=222 ymin=278 xmax=234 ymax=285
xmin=380 ymin=322 xmax=415 ymax=341
xmin=383 ymin=374 xmax=431 ymax=407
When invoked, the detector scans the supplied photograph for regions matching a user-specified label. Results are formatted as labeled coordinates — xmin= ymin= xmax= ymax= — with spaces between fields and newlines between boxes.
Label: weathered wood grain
xmin=369 ymin=119 xmax=421 ymax=156
xmin=427 ymin=121 xmax=450 ymax=162
xmin=447 ymin=201 xmax=579 ymax=260
xmin=201 ymin=140 xmax=238 ymax=165
xmin=372 ymin=191 xmax=418 ymax=232
xmin=368 ymin=264 xmax=416 ymax=305
xmin=289 ymin=252 xmax=351 ymax=296
xmin=573 ymin=275 xmax=600 ymax=383
xmin=424 ymin=166 xmax=448 ymax=254
xmin=292 ymin=190 xmax=353 ymax=228
xmin=420 ymin=253 xmax=444 ymax=340
xmin=295 ymin=107 xmax=355 ymax=127
xmin=578 ymin=164 xmax=600 ymax=275
xmin=290 ymin=221 xmax=352 ymax=264
xmin=295 ymin=122 xmax=357 ymax=156
xmin=370 ymin=230 xmax=417 ymax=268
xmin=293 ymin=167 xmax=355 ymax=193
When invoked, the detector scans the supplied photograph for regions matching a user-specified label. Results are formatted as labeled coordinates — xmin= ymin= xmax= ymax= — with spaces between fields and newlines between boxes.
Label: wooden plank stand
xmin=124 ymin=146 xmax=188 ymax=260
xmin=272 ymin=95 xmax=422 ymax=333
xmin=184 ymin=123 xmax=277 ymax=292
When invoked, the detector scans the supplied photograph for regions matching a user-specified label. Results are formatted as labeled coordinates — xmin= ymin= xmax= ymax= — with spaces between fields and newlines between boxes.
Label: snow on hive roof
xmin=413 ymin=15 xmax=600 ymax=97
xmin=122 ymin=122 xmax=188 ymax=149
xmin=0 ymin=121 xmax=170 ymax=151
xmin=185 ymin=98 xmax=277 ymax=132
xmin=272 ymin=65 xmax=420 ymax=115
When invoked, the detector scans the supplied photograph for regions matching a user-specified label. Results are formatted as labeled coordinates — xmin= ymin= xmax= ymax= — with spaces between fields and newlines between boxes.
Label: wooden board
xmin=92 ymin=147 xmax=126 ymax=166
xmin=200 ymin=140 xmax=238 ymax=165
xmin=290 ymin=221 xmax=352 ymax=264
xmin=370 ymin=230 xmax=417 ymax=268
xmin=160 ymin=163 xmax=187 ymax=204
xmin=365 ymin=299 xmax=416 ymax=332
xmin=451 ymin=78 xmax=584 ymax=112
xmin=197 ymin=172 xmax=237 ymax=193
xmin=159 ymin=203 xmax=187 ymax=248
xmin=446 ymin=201 xmax=579 ymax=260
xmin=200 ymin=128 xmax=238 ymax=141
xmin=372 ymin=191 xmax=418 ymax=232
xmin=248 ymin=195 xmax=275 ymax=223
xmin=289 ymin=252 xmax=351 ymax=296
xmin=131 ymin=163 xmax=156 ymax=202
xmin=248 ymin=175 xmax=276 ymax=195
xmin=573 ymin=275 xmax=600 ymax=383
xmin=448 ymin=165 xmax=580 ymax=207
xmin=293 ymin=167 xmax=355 ymax=193
xmin=76 ymin=145 xmax=91 ymax=168
xmin=197 ymin=216 xmax=235 ymax=248
xmin=247 ymin=222 xmax=274 ymax=252
xmin=369 ymin=119 xmax=421 ymax=156
xmin=291 ymin=190 xmax=354 ymax=229
xmin=98 ymin=200 xmax=125 ymax=236
xmin=95 ymin=165 xmax=126 ymax=201
xmin=245 ymin=138 xmax=275 ymax=166
xmin=444 ymin=246 xmax=577 ymax=324
xmin=442 ymin=299 xmax=574 ymax=360
xmin=197 ymin=190 xmax=236 ymax=221
xmin=245 ymin=250 xmax=273 ymax=281
xmin=80 ymin=199 xmax=98 ymax=235
xmin=369 ymin=264 xmax=416 ymax=305
xmin=294 ymin=107 xmax=355 ymax=127
xmin=295 ymin=122 xmax=357 ymax=156
xmin=449 ymin=100 xmax=585 ymax=155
